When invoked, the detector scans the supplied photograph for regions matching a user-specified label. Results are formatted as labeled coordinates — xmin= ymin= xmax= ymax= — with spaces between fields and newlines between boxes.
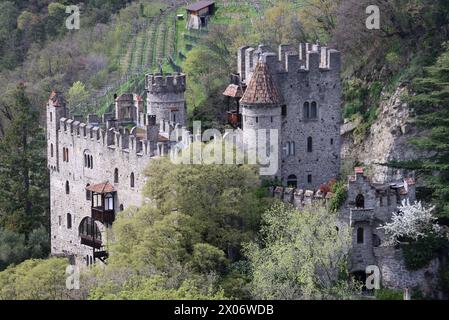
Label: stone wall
xmin=240 ymin=43 xmax=342 ymax=189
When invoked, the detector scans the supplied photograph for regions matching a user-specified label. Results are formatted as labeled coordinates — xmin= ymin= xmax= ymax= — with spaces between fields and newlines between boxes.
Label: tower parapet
xmin=146 ymin=73 xmax=187 ymax=128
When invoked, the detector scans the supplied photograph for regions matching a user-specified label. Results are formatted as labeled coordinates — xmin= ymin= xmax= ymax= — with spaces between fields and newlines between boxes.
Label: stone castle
xmin=47 ymin=43 xmax=438 ymax=293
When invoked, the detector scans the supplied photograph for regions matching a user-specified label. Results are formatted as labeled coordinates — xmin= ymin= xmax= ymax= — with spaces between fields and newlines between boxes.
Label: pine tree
xmin=391 ymin=42 xmax=449 ymax=218
xmin=0 ymin=83 xmax=48 ymax=234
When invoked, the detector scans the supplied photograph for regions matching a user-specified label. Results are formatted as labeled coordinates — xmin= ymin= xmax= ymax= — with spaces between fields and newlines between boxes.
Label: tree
xmin=390 ymin=42 xmax=449 ymax=217
xmin=379 ymin=200 xmax=440 ymax=245
xmin=67 ymin=81 xmax=89 ymax=114
xmin=0 ymin=83 xmax=48 ymax=234
xmin=143 ymin=156 xmax=269 ymax=260
xmin=254 ymin=2 xmax=305 ymax=47
xmin=0 ymin=258 xmax=71 ymax=300
xmin=0 ymin=228 xmax=27 ymax=271
xmin=245 ymin=202 xmax=358 ymax=300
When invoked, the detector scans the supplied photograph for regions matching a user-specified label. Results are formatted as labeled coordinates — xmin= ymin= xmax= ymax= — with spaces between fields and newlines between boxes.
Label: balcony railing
xmin=92 ymin=207 xmax=115 ymax=225
xmin=80 ymin=235 xmax=102 ymax=249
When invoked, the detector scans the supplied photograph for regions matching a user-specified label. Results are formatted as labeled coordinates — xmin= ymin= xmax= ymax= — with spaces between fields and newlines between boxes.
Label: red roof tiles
xmin=86 ymin=182 xmax=116 ymax=194
xmin=240 ymin=61 xmax=282 ymax=106
xmin=223 ymin=84 xmax=244 ymax=98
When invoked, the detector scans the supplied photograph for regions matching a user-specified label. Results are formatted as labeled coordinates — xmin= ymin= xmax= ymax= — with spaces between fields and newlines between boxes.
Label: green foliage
xmin=67 ymin=81 xmax=90 ymax=114
xmin=143 ymin=157 xmax=268 ymax=256
xmin=0 ymin=258 xmax=70 ymax=300
xmin=392 ymin=42 xmax=449 ymax=217
xmin=188 ymin=243 xmax=228 ymax=274
xmin=402 ymin=235 xmax=449 ymax=271
xmin=0 ymin=84 xmax=48 ymax=235
xmin=329 ymin=181 xmax=348 ymax=213
xmin=245 ymin=202 xmax=359 ymax=300
xmin=439 ymin=260 xmax=449 ymax=295
xmin=375 ymin=288 xmax=403 ymax=300
xmin=0 ymin=228 xmax=27 ymax=271
xmin=89 ymin=275 xmax=227 ymax=300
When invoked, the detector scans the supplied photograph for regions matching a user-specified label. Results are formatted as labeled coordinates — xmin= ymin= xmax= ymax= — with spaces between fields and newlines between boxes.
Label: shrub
xmin=375 ymin=288 xmax=403 ymax=300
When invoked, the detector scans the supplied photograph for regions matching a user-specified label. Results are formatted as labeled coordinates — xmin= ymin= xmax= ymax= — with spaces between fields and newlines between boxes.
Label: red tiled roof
xmin=49 ymin=91 xmax=66 ymax=107
xmin=240 ymin=61 xmax=282 ymax=106
xmin=86 ymin=182 xmax=116 ymax=194
xmin=355 ymin=167 xmax=364 ymax=174
xmin=223 ymin=84 xmax=243 ymax=98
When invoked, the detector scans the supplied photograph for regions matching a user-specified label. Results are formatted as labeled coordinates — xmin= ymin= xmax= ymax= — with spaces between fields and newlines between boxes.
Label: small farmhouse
xmin=186 ymin=1 xmax=215 ymax=30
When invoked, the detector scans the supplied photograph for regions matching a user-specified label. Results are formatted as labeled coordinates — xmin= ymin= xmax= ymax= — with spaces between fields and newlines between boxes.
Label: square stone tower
xmin=233 ymin=43 xmax=342 ymax=189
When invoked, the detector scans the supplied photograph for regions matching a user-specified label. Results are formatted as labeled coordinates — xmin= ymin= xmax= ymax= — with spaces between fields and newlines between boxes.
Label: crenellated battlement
xmin=145 ymin=73 xmax=186 ymax=94
xmin=238 ymin=43 xmax=340 ymax=83
xmin=269 ymin=186 xmax=334 ymax=209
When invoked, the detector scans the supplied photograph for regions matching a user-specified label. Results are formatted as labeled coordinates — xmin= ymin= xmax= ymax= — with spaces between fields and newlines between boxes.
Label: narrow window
xmin=84 ymin=154 xmax=87 ymax=167
xmin=281 ymin=105 xmax=287 ymax=116
xmin=65 ymin=181 xmax=70 ymax=194
xmin=67 ymin=213 xmax=72 ymax=229
xmin=271 ymin=116 xmax=273 ymax=123
xmin=255 ymin=117 xmax=258 ymax=123
xmin=119 ymin=204 xmax=124 ymax=211
xmin=114 ymin=168 xmax=119 ymax=183
xmin=289 ymin=141 xmax=295 ymax=155
xmin=330 ymin=138 xmax=334 ymax=145
xmin=63 ymin=148 xmax=66 ymax=162
xmin=307 ymin=174 xmax=312 ymax=184
xmin=66 ymin=148 xmax=69 ymax=162
xmin=50 ymin=112 xmax=53 ymax=122
xmin=130 ymin=172 xmax=135 ymax=188
xmin=357 ymin=228 xmax=364 ymax=244
xmin=356 ymin=194 xmax=365 ymax=209
xmin=307 ymin=137 xmax=313 ymax=153
xmin=90 ymin=156 xmax=93 ymax=169
xmin=285 ymin=142 xmax=290 ymax=156
xmin=105 ymin=194 xmax=114 ymax=211
xmin=58 ymin=216 xmax=62 ymax=226
xmin=303 ymin=102 xmax=310 ymax=119
xmin=86 ymin=184 xmax=91 ymax=201
xmin=311 ymin=102 xmax=317 ymax=119
xmin=51 ymin=144 xmax=54 ymax=157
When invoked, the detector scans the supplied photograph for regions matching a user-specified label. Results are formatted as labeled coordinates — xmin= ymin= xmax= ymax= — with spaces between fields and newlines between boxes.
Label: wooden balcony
xmin=80 ymin=235 xmax=102 ymax=249
xmin=92 ymin=207 xmax=115 ymax=225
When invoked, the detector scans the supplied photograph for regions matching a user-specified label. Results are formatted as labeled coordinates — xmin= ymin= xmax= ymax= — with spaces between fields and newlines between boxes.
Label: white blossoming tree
xmin=379 ymin=200 xmax=440 ymax=245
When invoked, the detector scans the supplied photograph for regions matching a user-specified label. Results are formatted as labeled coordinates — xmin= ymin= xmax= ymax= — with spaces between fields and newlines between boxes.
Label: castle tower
xmin=237 ymin=43 xmax=342 ymax=189
xmin=145 ymin=73 xmax=187 ymax=127
xmin=240 ymin=59 xmax=283 ymax=178
xmin=47 ymin=91 xmax=67 ymax=172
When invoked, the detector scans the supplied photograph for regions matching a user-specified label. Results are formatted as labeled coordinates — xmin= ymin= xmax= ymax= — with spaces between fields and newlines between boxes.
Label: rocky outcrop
xmin=341 ymin=86 xmax=422 ymax=182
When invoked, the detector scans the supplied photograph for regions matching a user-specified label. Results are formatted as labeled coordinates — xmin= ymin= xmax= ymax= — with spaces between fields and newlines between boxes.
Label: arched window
xmin=357 ymin=228 xmax=364 ymax=244
xmin=130 ymin=172 xmax=135 ymax=188
xmin=79 ymin=217 xmax=102 ymax=241
xmin=303 ymin=102 xmax=310 ymax=119
xmin=114 ymin=168 xmax=119 ymax=183
xmin=311 ymin=102 xmax=317 ymax=119
xmin=356 ymin=194 xmax=365 ymax=209
xmin=307 ymin=137 xmax=313 ymax=153
xmin=287 ymin=175 xmax=297 ymax=188
xmin=65 ymin=181 xmax=70 ymax=194
xmin=67 ymin=213 xmax=72 ymax=229
xmin=86 ymin=184 xmax=91 ymax=201
xmin=51 ymin=144 xmax=54 ymax=157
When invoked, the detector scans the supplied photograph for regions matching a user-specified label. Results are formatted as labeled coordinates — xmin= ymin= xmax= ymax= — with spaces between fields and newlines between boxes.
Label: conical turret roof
xmin=240 ymin=61 xmax=282 ymax=106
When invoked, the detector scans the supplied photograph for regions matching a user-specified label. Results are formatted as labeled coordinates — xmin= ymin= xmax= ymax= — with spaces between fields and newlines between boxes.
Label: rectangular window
xmin=307 ymin=174 xmax=312 ymax=184
xmin=281 ymin=105 xmax=287 ymax=116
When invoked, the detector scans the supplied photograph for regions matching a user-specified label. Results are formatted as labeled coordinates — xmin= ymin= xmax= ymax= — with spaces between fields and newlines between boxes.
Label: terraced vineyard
xmin=95 ymin=0 xmax=270 ymax=115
